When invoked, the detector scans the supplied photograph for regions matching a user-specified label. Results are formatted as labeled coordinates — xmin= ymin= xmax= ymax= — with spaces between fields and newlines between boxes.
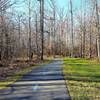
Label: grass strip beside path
xmin=0 ymin=66 xmax=35 ymax=89
xmin=63 ymin=58 xmax=100 ymax=100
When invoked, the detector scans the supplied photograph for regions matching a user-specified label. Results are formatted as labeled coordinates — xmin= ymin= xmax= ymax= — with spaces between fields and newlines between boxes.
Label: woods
xmin=0 ymin=0 xmax=100 ymax=99
xmin=0 ymin=0 xmax=100 ymax=64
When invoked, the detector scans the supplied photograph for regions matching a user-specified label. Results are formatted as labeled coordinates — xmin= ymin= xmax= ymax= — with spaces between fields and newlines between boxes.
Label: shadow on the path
xmin=0 ymin=60 xmax=71 ymax=100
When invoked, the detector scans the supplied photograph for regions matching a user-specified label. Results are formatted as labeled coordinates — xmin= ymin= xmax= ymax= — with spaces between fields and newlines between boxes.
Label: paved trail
xmin=0 ymin=60 xmax=71 ymax=100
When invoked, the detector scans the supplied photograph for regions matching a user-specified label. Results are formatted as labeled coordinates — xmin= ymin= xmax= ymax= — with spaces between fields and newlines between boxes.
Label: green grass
xmin=63 ymin=58 xmax=100 ymax=100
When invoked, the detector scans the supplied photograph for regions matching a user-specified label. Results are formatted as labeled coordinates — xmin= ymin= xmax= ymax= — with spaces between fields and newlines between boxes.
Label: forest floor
xmin=63 ymin=58 xmax=100 ymax=100
xmin=0 ymin=56 xmax=53 ymax=90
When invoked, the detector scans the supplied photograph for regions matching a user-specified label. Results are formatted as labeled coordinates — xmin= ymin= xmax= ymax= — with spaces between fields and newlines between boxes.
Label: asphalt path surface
xmin=0 ymin=59 xmax=71 ymax=100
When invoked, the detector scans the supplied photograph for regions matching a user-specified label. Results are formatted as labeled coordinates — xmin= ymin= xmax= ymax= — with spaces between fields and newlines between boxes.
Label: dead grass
xmin=67 ymin=80 xmax=100 ymax=100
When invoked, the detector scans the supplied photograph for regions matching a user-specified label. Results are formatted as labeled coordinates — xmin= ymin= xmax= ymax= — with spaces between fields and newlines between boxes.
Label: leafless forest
xmin=0 ymin=0 xmax=100 ymax=65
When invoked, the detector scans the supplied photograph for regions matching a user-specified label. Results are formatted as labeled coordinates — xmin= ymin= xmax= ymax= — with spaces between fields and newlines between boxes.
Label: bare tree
xmin=70 ymin=0 xmax=74 ymax=57
xmin=28 ymin=0 xmax=32 ymax=61
xmin=95 ymin=0 xmax=100 ymax=61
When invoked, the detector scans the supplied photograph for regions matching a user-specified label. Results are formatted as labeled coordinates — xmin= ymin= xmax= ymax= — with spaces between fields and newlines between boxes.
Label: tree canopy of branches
xmin=0 ymin=0 xmax=100 ymax=63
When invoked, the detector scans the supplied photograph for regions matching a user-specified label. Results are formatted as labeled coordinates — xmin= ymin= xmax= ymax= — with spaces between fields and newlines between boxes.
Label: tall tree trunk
xmin=83 ymin=26 xmax=86 ymax=58
xmin=18 ymin=15 xmax=21 ymax=58
xmin=40 ymin=0 xmax=44 ymax=61
xmin=95 ymin=0 xmax=100 ymax=61
xmin=5 ymin=29 xmax=9 ymax=60
xmin=89 ymin=25 xmax=92 ymax=58
xmin=70 ymin=0 xmax=74 ymax=57
xmin=35 ymin=13 xmax=39 ymax=59
xmin=28 ymin=0 xmax=32 ymax=61
xmin=80 ymin=33 xmax=83 ymax=58
xmin=82 ymin=0 xmax=86 ymax=58
xmin=0 ymin=15 xmax=3 ymax=60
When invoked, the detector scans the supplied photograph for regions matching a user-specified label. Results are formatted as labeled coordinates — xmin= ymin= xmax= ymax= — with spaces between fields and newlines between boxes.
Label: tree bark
xmin=40 ymin=0 xmax=44 ymax=61
xmin=95 ymin=0 xmax=100 ymax=61
xmin=70 ymin=0 xmax=74 ymax=57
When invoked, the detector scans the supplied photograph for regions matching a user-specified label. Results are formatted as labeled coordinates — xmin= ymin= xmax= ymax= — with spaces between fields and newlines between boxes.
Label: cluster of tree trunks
xmin=0 ymin=0 xmax=100 ymax=65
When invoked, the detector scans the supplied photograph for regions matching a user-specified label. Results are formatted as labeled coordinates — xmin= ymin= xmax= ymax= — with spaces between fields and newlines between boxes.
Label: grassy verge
xmin=0 ymin=65 xmax=36 ymax=89
xmin=63 ymin=58 xmax=100 ymax=100
xmin=0 ymin=59 xmax=53 ymax=90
